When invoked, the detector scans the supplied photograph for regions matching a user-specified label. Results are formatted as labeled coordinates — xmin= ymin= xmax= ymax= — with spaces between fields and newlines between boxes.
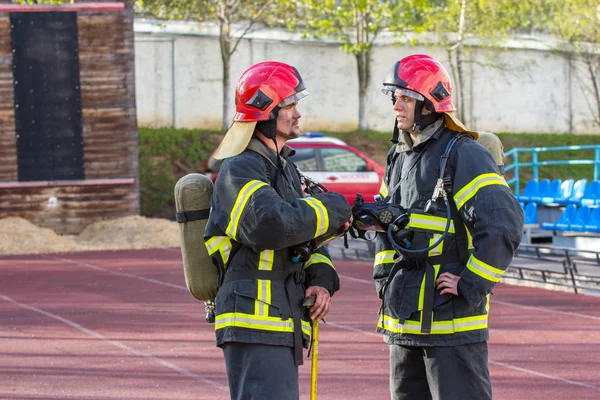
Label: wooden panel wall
xmin=0 ymin=182 xmax=135 ymax=235
xmin=0 ymin=3 xmax=139 ymax=235
xmin=0 ymin=16 xmax=17 ymax=182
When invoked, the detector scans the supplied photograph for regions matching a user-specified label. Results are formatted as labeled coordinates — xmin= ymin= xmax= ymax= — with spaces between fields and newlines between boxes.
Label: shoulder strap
xmin=442 ymin=133 xmax=473 ymax=264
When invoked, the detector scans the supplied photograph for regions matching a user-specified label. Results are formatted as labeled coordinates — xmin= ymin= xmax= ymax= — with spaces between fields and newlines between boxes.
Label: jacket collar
xmin=396 ymin=116 xmax=445 ymax=153
xmin=246 ymin=136 xmax=295 ymax=168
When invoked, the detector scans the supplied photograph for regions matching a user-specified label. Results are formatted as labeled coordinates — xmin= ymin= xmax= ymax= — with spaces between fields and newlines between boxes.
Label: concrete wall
xmin=134 ymin=20 xmax=600 ymax=135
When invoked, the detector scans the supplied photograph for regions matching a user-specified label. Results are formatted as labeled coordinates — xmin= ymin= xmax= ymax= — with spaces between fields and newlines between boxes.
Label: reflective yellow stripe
xmin=378 ymin=313 xmax=488 ymax=335
xmin=407 ymin=213 xmax=455 ymax=234
xmin=304 ymin=253 xmax=334 ymax=269
xmin=300 ymin=197 xmax=329 ymax=237
xmin=428 ymin=234 xmax=443 ymax=257
xmin=379 ymin=181 xmax=389 ymax=198
xmin=302 ymin=320 xmax=311 ymax=336
xmin=454 ymin=173 xmax=508 ymax=210
xmin=466 ymin=225 xmax=473 ymax=250
xmin=205 ymin=236 xmax=232 ymax=267
xmin=256 ymin=250 xmax=274 ymax=316
xmin=216 ymin=312 xmax=311 ymax=336
xmin=466 ymin=255 xmax=504 ymax=282
xmin=226 ymin=180 xmax=268 ymax=239
xmin=374 ymin=250 xmax=395 ymax=268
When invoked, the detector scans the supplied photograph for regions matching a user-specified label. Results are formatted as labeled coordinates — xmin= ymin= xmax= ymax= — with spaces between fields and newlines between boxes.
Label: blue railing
xmin=505 ymin=145 xmax=600 ymax=194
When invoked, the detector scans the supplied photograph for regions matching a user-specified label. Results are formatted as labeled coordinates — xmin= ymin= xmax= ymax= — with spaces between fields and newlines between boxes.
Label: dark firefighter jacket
xmin=205 ymin=137 xmax=351 ymax=354
xmin=374 ymin=118 xmax=524 ymax=347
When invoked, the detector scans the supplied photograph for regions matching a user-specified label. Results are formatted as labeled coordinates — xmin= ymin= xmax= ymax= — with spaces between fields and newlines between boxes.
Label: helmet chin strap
xmin=412 ymin=100 xmax=440 ymax=134
xmin=256 ymin=110 xmax=284 ymax=171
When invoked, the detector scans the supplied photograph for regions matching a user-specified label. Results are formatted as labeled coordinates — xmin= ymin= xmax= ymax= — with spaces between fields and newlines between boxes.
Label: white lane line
xmin=0 ymin=293 xmax=229 ymax=392
xmin=325 ymin=322 xmax=381 ymax=338
xmin=31 ymin=256 xmax=600 ymax=391
xmin=45 ymin=255 xmax=187 ymax=291
xmin=493 ymin=300 xmax=600 ymax=321
xmin=489 ymin=360 xmax=600 ymax=391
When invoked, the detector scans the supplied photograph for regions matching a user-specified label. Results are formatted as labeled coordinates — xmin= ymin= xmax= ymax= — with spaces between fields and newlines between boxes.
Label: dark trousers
xmin=222 ymin=342 xmax=299 ymax=400
xmin=390 ymin=342 xmax=492 ymax=400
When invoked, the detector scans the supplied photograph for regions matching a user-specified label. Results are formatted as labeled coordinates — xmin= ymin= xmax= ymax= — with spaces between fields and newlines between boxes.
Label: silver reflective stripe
xmin=428 ymin=234 xmax=443 ymax=257
xmin=408 ymin=213 xmax=456 ymax=233
xmin=304 ymin=253 xmax=334 ymax=269
xmin=300 ymin=197 xmax=329 ymax=237
xmin=374 ymin=250 xmax=395 ymax=268
xmin=205 ymin=236 xmax=232 ymax=265
xmin=216 ymin=312 xmax=294 ymax=332
xmin=378 ymin=314 xmax=488 ymax=335
xmin=454 ymin=173 xmax=508 ymax=210
xmin=226 ymin=180 xmax=268 ymax=239
xmin=467 ymin=255 xmax=504 ymax=283
xmin=256 ymin=250 xmax=274 ymax=317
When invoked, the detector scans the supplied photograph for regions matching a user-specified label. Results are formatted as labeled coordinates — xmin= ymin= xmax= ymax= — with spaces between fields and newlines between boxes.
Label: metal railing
xmin=504 ymin=145 xmax=600 ymax=194
xmin=509 ymin=244 xmax=600 ymax=294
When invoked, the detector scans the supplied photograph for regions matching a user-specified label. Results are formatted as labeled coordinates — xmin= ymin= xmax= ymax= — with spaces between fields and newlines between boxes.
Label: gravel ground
xmin=0 ymin=216 xmax=180 ymax=255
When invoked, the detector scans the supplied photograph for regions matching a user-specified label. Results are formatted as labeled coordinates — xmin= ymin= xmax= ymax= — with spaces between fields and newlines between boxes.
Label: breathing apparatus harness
xmin=349 ymin=134 xmax=466 ymax=258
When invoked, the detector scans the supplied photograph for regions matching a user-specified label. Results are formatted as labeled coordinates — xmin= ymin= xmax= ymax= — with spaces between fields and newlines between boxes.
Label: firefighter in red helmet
xmin=205 ymin=61 xmax=352 ymax=400
xmin=373 ymin=54 xmax=524 ymax=400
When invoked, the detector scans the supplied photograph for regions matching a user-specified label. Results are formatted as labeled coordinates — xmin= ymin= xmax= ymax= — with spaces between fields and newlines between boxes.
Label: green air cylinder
xmin=174 ymin=173 xmax=217 ymax=301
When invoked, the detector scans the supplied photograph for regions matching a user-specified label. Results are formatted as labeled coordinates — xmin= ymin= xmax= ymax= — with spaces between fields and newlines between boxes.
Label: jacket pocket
xmin=398 ymin=286 xmax=421 ymax=321
xmin=233 ymin=280 xmax=292 ymax=320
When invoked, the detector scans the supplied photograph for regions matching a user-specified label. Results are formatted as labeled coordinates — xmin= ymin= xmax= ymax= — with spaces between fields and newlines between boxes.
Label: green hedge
xmin=138 ymin=127 xmax=221 ymax=218
xmin=139 ymin=127 xmax=599 ymax=218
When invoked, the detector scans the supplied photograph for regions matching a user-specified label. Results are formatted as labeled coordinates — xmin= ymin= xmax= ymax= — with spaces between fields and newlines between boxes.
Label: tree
xmin=419 ymin=0 xmax=546 ymax=122
xmin=545 ymin=0 xmax=600 ymax=129
xmin=136 ymin=0 xmax=296 ymax=130
xmin=298 ymin=0 xmax=425 ymax=130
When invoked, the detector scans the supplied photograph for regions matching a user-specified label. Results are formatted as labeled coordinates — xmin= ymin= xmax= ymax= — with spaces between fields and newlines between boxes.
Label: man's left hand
xmin=436 ymin=272 xmax=460 ymax=296
xmin=304 ymin=286 xmax=331 ymax=321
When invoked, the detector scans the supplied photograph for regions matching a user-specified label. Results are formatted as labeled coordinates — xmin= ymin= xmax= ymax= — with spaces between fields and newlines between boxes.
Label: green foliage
xmin=138 ymin=127 xmax=222 ymax=218
xmin=300 ymin=0 xmax=422 ymax=54
xmin=138 ymin=127 xmax=599 ymax=218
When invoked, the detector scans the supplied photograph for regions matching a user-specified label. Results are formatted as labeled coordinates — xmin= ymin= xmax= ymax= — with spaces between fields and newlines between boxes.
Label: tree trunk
xmin=455 ymin=46 xmax=465 ymax=122
xmin=218 ymin=2 xmax=232 ymax=132
xmin=222 ymin=54 xmax=231 ymax=131
xmin=356 ymin=51 xmax=370 ymax=131
xmin=586 ymin=55 xmax=600 ymax=128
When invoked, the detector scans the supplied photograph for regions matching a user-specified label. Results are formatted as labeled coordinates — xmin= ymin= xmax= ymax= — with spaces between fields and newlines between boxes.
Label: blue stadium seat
xmin=528 ymin=179 xmax=550 ymax=203
xmin=516 ymin=180 xmax=539 ymax=203
xmin=566 ymin=179 xmax=587 ymax=205
xmin=569 ymin=206 xmax=592 ymax=231
xmin=540 ymin=179 xmax=562 ymax=204
xmin=584 ymin=207 xmax=600 ymax=232
xmin=545 ymin=179 xmax=574 ymax=205
xmin=523 ymin=203 xmax=538 ymax=224
xmin=580 ymin=180 xmax=599 ymax=207
xmin=541 ymin=204 xmax=577 ymax=231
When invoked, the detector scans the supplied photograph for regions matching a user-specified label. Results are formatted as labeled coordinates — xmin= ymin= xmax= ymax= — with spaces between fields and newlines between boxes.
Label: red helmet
xmin=382 ymin=54 xmax=454 ymax=113
xmin=233 ymin=61 xmax=308 ymax=122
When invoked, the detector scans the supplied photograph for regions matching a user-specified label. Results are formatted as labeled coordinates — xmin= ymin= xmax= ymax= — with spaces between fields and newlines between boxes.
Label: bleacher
xmin=516 ymin=178 xmax=600 ymax=251
xmin=506 ymin=144 xmax=600 ymax=252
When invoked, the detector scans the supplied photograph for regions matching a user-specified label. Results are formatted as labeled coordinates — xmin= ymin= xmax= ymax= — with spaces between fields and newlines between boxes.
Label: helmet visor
xmin=381 ymin=86 xmax=425 ymax=102
xmin=278 ymin=90 xmax=309 ymax=108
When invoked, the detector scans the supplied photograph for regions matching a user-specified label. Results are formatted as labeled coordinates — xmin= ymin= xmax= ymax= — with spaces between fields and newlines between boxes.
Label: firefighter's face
xmin=393 ymin=94 xmax=417 ymax=132
xmin=276 ymin=102 xmax=302 ymax=140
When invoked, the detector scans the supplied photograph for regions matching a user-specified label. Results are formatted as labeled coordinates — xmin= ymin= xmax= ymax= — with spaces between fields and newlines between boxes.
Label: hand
xmin=343 ymin=215 xmax=354 ymax=231
xmin=304 ymin=286 xmax=331 ymax=321
xmin=436 ymin=272 xmax=460 ymax=296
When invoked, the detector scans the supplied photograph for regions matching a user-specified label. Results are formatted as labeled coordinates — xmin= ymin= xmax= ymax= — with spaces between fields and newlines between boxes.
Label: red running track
xmin=1 ymin=249 xmax=599 ymax=400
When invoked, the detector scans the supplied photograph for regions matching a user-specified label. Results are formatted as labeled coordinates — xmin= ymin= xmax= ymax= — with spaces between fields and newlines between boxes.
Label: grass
xmin=138 ymin=126 xmax=600 ymax=218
